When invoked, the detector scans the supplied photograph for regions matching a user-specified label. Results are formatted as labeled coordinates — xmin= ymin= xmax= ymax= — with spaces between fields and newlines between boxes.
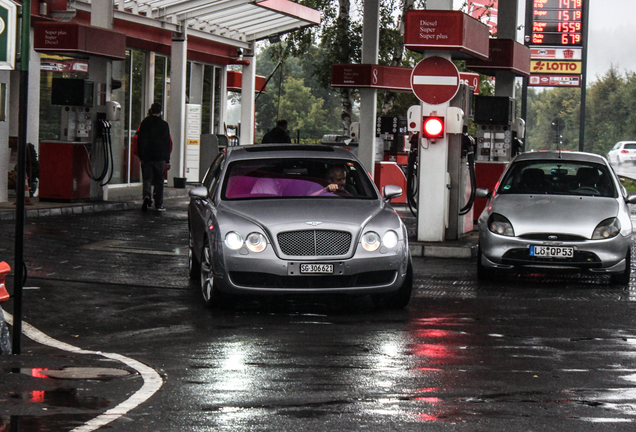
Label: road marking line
xmin=2 ymin=309 xmax=163 ymax=432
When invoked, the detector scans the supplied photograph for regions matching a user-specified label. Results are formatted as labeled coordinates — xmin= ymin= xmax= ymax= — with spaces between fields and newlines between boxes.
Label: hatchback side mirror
xmin=476 ymin=188 xmax=492 ymax=199
xmin=626 ymin=194 xmax=636 ymax=205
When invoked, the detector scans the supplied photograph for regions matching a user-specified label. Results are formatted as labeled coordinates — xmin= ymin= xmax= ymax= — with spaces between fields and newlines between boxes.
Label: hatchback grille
xmin=277 ymin=230 xmax=352 ymax=256
xmin=519 ymin=233 xmax=587 ymax=241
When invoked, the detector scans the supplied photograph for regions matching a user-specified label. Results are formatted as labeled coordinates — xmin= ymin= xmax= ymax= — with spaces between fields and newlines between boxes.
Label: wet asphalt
xmin=2 ymin=197 xmax=636 ymax=431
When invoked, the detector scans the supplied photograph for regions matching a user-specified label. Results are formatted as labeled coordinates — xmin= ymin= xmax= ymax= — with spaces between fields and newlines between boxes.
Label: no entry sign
xmin=411 ymin=56 xmax=460 ymax=105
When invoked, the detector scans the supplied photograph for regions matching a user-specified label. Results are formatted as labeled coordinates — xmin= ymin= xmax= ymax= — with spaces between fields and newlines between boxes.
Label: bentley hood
xmin=216 ymin=198 xmax=398 ymax=236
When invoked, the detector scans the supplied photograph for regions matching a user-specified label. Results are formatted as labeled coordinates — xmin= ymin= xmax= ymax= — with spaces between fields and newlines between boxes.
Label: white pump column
xmin=169 ymin=28 xmax=188 ymax=183
xmin=358 ymin=0 xmax=380 ymax=176
xmin=90 ymin=0 xmax=114 ymax=200
xmin=240 ymin=44 xmax=256 ymax=145
xmin=417 ymin=55 xmax=452 ymax=243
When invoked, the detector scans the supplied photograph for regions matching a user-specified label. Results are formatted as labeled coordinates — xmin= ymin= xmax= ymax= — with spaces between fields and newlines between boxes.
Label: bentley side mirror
xmin=189 ymin=186 xmax=209 ymax=200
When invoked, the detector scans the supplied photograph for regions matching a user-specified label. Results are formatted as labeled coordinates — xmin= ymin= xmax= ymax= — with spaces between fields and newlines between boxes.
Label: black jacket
xmin=262 ymin=126 xmax=291 ymax=144
xmin=136 ymin=115 xmax=172 ymax=163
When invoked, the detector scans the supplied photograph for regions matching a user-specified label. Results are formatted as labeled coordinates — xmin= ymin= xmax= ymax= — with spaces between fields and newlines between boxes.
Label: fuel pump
xmin=473 ymin=96 xmax=522 ymax=219
xmin=373 ymin=116 xmax=409 ymax=203
xmin=39 ymin=78 xmax=120 ymax=201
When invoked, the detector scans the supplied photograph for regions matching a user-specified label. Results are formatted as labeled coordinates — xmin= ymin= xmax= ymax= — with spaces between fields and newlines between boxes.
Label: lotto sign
xmin=531 ymin=60 xmax=581 ymax=74
xmin=0 ymin=0 xmax=16 ymax=70
xmin=411 ymin=56 xmax=460 ymax=105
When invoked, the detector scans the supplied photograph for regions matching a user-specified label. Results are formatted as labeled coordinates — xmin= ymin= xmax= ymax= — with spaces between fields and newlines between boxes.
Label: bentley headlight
xmin=224 ymin=231 xmax=244 ymax=250
xmin=487 ymin=213 xmax=515 ymax=237
xmin=362 ymin=232 xmax=381 ymax=251
xmin=245 ymin=233 xmax=267 ymax=252
xmin=382 ymin=230 xmax=399 ymax=249
xmin=592 ymin=218 xmax=620 ymax=239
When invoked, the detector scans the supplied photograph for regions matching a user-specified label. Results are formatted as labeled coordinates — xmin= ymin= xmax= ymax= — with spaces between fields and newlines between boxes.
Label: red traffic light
xmin=422 ymin=116 xmax=444 ymax=140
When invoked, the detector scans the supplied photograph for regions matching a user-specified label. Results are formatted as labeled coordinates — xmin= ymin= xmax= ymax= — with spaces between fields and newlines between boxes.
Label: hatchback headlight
xmin=245 ymin=233 xmax=268 ymax=252
xmin=224 ymin=231 xmax=244 ymax=250
xmin=592 ymin=218 xmax=620 ymax=239
xmin=487 ymin=213 xmax=515 ymax=237
xmin=382 ymin=230 xmax=399 ymax=249
xmin=362 ymin=232 xmax=381 ymax=251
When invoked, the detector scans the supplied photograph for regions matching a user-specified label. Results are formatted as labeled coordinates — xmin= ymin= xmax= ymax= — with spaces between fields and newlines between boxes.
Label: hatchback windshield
xmin=222 ymin=158 xmax=378 ymax=200
xmin=498 ymin=160 xmax=617 ymax=197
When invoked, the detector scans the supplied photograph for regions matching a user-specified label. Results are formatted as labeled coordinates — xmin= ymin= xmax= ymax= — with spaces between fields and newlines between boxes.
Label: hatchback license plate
xmin=530 ymin=245 xmax=574 ymax=258
xmin=300 ymin=264 xmax=334 ymax=274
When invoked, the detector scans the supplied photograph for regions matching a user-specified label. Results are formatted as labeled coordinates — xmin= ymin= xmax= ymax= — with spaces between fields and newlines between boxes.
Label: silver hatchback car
xmin=188 ymin=144 xmax=412 ymax=308
xmin=477 ymin=151 xmax=636 ymax=284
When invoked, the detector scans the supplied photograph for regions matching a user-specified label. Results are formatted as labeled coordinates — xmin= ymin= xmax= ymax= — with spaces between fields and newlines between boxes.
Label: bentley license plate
xmin=300 ymin=263 xmax=334 ymax=274
xmin=530 ymin=245 xmax=574 ymax=258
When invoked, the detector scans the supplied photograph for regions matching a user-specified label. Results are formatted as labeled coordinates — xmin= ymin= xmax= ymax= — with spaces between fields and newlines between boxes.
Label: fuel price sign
xmin=531 ymin=0 xmax=585 ymax=46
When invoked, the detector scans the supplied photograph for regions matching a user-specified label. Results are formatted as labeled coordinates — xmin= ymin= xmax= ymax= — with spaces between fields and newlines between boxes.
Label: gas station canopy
xmin=110 ymin=0 xmax=321 ymax=47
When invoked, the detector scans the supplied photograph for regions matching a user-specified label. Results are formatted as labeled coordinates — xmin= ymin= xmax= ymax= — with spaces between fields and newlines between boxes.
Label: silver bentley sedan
xmin=476 ymin=151 xmax=636 ymax=284
xmin=188 ymin=144 xmax=412 ymax=308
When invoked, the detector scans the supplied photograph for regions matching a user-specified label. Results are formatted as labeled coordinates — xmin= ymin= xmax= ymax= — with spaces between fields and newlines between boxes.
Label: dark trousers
xmin=141 ymin=160 xmax=166 ymax=208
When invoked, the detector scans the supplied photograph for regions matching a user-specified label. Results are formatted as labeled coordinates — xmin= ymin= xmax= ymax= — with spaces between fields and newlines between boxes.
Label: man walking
xmin=136 ymin=102 xmax=172 ymax=211
xmin=262 ymin=119 xmax=291 ymax=143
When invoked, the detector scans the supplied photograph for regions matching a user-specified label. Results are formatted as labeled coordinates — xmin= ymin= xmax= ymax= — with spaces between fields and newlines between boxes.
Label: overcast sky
xmin=585 ymin=0 xmax=636 ymax=82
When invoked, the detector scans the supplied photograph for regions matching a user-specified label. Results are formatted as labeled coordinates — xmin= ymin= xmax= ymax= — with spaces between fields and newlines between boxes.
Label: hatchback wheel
xmin=611 ymin=249 xmax=632 ymax=285
xmin=188 ymin=230 xmax=200 ymax=280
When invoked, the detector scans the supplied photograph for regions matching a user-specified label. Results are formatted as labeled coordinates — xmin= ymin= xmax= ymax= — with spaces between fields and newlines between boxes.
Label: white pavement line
xmin=2 ymin=309 xmax=163 ymax=432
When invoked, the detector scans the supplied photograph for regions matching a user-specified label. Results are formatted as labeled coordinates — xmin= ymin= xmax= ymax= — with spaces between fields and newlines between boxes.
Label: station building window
xmin=201 ymin=65 xmax=223 ymax=135
xmin=114 ymin=49 xmax=171 ymax=185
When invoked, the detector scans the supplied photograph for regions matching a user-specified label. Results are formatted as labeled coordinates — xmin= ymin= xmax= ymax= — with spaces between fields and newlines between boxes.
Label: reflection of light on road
xmin=412 ymin=344 xmax=454 ymax=359
xmin=30 ymin=390 xmax=45 ymax=403
xmin=414 ymin=396 xmax=440 ymax=403
xmin=223 ymin=351 xmax=246 ymax=371
xmin=215 ymin=342 xmax=253 ymax=392
xmin=375 ymin=339 xmax=402 ymax=369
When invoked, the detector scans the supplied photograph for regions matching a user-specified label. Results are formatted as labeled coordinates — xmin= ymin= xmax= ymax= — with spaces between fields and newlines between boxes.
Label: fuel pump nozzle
xmin=459 ymin=127 xmax=477 ymax=216
xmin=91 ymin=114 xmax=114 ymax=186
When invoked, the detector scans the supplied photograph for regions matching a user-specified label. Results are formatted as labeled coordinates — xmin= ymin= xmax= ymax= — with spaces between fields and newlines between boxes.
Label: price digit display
xmin=531 ymin=0 xmax=585 ymax=46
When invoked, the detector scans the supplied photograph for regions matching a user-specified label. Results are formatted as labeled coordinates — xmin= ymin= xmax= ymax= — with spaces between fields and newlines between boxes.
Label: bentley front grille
xmin=277 ymin=230 xmax=352 ymax=256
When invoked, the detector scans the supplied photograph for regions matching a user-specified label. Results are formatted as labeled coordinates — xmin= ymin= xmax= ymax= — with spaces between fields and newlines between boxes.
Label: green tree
xmin=526 ymin=87 xmax=580 ymax=151
xmin=255 ymin=44 xmax=343 ymax=141
xmin=585 ymin=66 xmax=630 ymax=155
xmin=278 ymin=76 xmax=334 ymax=140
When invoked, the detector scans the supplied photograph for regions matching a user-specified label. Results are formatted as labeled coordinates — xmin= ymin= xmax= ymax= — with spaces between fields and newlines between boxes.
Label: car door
xmin=190 ymin=153 xmax=225 ymax=259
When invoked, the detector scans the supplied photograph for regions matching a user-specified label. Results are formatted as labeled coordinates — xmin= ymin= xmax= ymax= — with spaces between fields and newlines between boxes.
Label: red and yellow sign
xmin=531 ymin=60 xmax=581 ymax=74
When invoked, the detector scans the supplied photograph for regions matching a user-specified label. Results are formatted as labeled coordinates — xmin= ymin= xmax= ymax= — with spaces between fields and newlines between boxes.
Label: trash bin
xmin=173 ymin=177 xmax=187 ymax=188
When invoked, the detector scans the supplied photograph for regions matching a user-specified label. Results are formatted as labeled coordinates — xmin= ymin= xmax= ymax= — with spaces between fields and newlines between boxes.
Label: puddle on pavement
xmin=9 ymin=388 xmax=110 ymax=410
xmin=1 ymin=414 xmax=99 ymax=432
xmin=7 ymin=367 xmax=132 ymax=380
